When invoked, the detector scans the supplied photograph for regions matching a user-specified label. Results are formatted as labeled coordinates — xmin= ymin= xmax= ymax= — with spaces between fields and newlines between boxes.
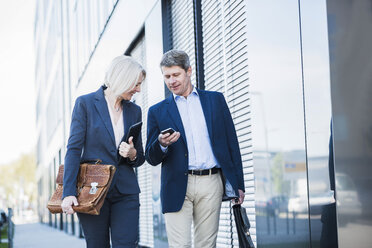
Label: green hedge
xmin=0 ymin=225 xmax=8 ymax=248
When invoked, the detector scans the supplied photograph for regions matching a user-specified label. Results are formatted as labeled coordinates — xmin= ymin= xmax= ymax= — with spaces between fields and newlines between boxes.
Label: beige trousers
xmin=164 ymin=172 xmax=223 ymax=248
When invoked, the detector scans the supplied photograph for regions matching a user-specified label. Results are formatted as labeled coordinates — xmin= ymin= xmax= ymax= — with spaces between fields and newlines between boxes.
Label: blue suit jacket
xmin=63 ymin=86 xmax=145 ymax=198
xmin=145 ymin=89 xmax=245 ymax=213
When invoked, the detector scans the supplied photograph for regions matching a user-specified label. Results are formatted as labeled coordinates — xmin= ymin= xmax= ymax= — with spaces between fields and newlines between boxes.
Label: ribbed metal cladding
xmin=130 ymin=37 xmax=154 ymax=248
xmin=171 ymin=0 xmax=197 ymax=84
xmin=201 ymin=0 xmax=256 ymax=247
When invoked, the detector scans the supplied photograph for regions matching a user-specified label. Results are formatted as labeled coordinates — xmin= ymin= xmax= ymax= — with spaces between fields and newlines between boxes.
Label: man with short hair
xmin=145 ymin=49 xmax=245 ymax=247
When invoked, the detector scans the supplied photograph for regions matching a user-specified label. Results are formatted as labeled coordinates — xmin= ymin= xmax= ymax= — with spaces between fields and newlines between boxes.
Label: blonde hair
xmin=104 ymin=55 xmax=146 ymax=97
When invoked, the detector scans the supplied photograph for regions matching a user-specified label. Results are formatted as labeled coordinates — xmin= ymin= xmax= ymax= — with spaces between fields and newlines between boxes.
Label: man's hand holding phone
xmin=158 ymin=128 xmax=180 ymax=147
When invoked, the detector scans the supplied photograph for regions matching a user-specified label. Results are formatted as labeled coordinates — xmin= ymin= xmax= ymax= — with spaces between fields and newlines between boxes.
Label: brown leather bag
xmin=47 ymin=160 xmax=116 ymax=215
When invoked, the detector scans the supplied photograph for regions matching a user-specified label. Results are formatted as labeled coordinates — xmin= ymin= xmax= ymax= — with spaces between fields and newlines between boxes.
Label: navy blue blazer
xmin=145 ymin=89 xmax=245 ymax=213
xmin=62 ymin=86 xmax=145 ymax=198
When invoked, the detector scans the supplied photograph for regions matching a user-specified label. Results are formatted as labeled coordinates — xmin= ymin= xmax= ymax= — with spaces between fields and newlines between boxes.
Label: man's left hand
xmin=232 ymin=189 xmax=245 ymax=205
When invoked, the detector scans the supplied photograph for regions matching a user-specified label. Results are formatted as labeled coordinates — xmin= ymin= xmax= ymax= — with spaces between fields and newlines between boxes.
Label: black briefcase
xmin=233 ymin=204 xmax=255 ymax=248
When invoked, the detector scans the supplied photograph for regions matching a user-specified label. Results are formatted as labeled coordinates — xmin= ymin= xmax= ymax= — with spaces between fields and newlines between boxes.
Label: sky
xmin=0 ymin=0 xmax=36 ymax=165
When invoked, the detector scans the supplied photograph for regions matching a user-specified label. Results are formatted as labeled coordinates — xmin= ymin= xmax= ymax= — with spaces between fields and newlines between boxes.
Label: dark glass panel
xmin=327 ymin=0 xmax=372 ymax=247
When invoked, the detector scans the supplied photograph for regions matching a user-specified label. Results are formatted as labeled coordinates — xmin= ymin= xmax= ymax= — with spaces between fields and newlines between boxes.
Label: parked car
xmin=0 ymin=209 xmax=7 ymax=227
xmin=336 ymin=173 xmax=362 ymax=222
xmin=288 ymin=196 xmax=308 ymax=214
xmin=288 ymin=191 xmax=335 ymax=214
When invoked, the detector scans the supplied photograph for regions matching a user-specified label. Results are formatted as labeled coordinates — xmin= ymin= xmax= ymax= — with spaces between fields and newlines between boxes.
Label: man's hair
xmin=160 ymin=49 xmax=190 ymax=71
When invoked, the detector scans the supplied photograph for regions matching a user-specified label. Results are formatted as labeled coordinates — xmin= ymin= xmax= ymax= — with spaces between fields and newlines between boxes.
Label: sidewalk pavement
xmin=14 ymin=222 xmax=85 ymax=248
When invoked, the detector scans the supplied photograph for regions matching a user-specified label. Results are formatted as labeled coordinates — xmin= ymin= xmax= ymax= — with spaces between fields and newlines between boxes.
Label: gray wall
xmin=327 ymin=1 xmax=372 ymax=247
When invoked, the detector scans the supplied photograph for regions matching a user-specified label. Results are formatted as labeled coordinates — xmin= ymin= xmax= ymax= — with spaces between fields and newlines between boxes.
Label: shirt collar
xmin=173 ymin=86 xmax=198 ymax=101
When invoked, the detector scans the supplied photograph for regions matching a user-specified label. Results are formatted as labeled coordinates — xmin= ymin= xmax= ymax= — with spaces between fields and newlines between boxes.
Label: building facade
xmin=34 ymin=0 xmax=372 ymax=247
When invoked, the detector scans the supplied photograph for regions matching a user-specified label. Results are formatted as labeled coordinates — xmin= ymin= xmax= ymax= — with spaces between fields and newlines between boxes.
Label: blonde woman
xmin=61 ymin=55 xmax=146 ymax=248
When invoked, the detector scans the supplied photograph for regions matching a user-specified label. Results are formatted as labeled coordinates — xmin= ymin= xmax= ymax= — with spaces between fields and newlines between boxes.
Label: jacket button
xmin=184 ymin=173 xmax=188 ymax=176
xmin=185 ymin=154 xmax=187 ymax=157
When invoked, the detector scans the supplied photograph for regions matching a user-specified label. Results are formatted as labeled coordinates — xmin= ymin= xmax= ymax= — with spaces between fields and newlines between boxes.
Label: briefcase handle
xmin=80 ymin=159 xmax=102 ymax=164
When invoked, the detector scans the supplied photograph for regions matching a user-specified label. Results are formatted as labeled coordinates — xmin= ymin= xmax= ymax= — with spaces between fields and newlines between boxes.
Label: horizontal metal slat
xmin=243 ymin=162 xmax=254 ymax=171
xmin=226 ymin=55 xmax=248 ymax=77
xmin=172 ymin=16 xmax=194 ymax=36
xmin=240 ymin=147 xmax=252 ymax=154
xmin=201 ymin=0 xmax=219 ymax=17
xmin=205 ymin=70 xmax=224 ymax=87
xmin=224 ymin=9 xmax=245 ymax=33
xmin=173 ymin=31 xmax=194 ymax=48
xmin=205 ymin=77 xmax=224 ymax=90
xmin=204 ymin=61 xmax=224 ymax=79
xmin=231 ymin=111 xmax=250 ymax=125
xmin=227 ymin=73 xmax=249 ymax=89
xmin=227 ymin=71 xmax=249 ymax=87
xmin=239 ymin=142 xmax=253 ymax=153
xmin=203 ymin=20 xmax=222 ymax=38
xmin=203 ymin=29 xmax=223 ymax=50
xmin=201 ymin=6 xmax=221 ymax=30
xmin=225 ymin=40 xmax=248 ymax=63
xmin=206 ymin=83 xmax=224 ymax=92
xmin=227 ymin=88 xmax=249 ymax=105
xmin=224 ymin=17 xmax=246 ymax=44
xmin=228 ymin=91 xmax=250 ymax=105
xmin=229 ymin=98 xmax=250 ymax=112
xmin=227 ymin=84 xmax=249 ymax=102
xmin=235 ymin=125 xmax=252 ymax=137
xmin=205 ymin=73 xmax=224 ymax=87
xmin=228 ymin=88 xmax=249 ymax=104
xmin=204 ymin=45 xmax=223 ymax=65
xmin=233 ymin=109 xmax=250 ymax=124
xmin=237 ymin=138 xmax=252 ymax=150
xmin=223 ymin=0 xmax=245 ymax=22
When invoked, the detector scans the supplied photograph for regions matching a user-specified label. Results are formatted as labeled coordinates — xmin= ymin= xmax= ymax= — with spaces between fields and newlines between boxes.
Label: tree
xmin=271 ymin=152 xmax=290 ymax=196
xmin=0 ymin=152 xmax=36 ymax=208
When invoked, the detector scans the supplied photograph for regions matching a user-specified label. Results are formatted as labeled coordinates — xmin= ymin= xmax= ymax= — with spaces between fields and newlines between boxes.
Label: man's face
xmin=162 ymin=66 xmax=192 ymax=97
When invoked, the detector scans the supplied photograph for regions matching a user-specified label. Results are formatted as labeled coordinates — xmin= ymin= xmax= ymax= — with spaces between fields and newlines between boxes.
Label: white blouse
xmin=105 ymin=95 xmax=124 ymax=148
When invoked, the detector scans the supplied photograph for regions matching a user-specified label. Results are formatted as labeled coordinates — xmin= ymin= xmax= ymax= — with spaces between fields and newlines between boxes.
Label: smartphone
xmin=161 ymin=128 xmax=175 ymax=135
xmin=126 ymin=122 xmax=142 ymax=143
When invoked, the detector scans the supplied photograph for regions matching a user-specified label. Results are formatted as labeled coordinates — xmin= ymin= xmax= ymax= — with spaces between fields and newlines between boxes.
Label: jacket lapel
xmin=197 ymin=89 xmax=214 ymax=141
xmin=166 ymin=96 xmax=187 ymax=146
xmin=122 ymin=100 xmax=133 ymax=142
xmin=94 ymin=87 xmax=116 ymax=147
xmin=116 ymin=100 xmax=134 ymax=162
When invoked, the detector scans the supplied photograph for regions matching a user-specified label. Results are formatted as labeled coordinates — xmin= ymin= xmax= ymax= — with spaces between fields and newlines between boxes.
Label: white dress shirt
xmin=105 ymin=95 xmax=124 ymax=147
xmin=173 ymin=87 xmax=219 ymax=170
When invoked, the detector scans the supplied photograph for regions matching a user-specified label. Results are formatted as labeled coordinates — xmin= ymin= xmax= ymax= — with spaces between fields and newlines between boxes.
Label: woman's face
xmin=121 ymin=74 xmax=144 ymax=100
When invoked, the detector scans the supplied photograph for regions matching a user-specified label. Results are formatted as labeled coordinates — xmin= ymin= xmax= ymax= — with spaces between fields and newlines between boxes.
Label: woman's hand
xmin=61 ymin=196 xmax=79 ymax=214
xmin=119 ymin=137 xmax=137 ymax=161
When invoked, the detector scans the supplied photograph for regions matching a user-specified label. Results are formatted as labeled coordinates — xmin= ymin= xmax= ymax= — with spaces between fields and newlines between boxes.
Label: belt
xmin=188 ymin=167 xmax=220 ymax=176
